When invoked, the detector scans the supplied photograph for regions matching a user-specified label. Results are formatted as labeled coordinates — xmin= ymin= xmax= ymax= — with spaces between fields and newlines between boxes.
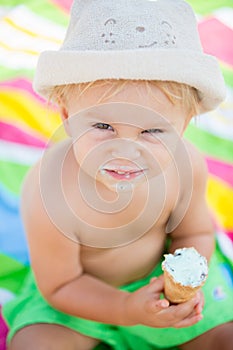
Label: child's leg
xmin=179 ymin=322 xmax=233 ymax=350
xmin=8 ymin=323 xmax=100 ymax=350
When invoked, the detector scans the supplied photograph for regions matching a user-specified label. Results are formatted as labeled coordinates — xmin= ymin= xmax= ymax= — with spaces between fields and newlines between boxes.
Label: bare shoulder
xmin=169 ymin=139 xmax=208 ymax=205
xmin=166 ymin=139 xmax=209 ymax=233
xmin=21 ymin=138 xmax=74 ymax=209
xmin=183 ymin=139 xmax=208 ymax=186
xmin=21 ymin=137 xmax=78 ymax=236
xmin=20 ymin=158 xmax=41 ymax=213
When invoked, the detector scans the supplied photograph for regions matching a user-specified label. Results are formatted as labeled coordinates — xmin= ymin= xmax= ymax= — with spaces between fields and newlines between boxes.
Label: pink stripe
xmin=0 ymin=307 xmax=8 ymax=350
xmin=49 ymin=0 xmax=72 ymax=12
xmin=198 ymin=18 xmax=233 ymax=67
xmin=226 ymin=232 xmax=233 ymax=241
xmin=206 ymin=157 xmax=233 ymax=187
xmin=0 ymin=78 xmax=46 ymax=103
xmin=213 ymin=224 xmax=233 ymax=243
xmin=0 ymin=121 xmax=46 ymax=148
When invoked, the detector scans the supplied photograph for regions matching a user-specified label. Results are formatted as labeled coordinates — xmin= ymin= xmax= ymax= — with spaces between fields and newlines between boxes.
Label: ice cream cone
xmin=162 ymin=265 xmax=204 ymax=303
xmin=161 ymin=247 xmax=208 ymax=304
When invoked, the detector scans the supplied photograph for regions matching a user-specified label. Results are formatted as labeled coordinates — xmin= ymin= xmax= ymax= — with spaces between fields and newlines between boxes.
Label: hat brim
xmin=33 ymin=48 xmax=226 ymax=113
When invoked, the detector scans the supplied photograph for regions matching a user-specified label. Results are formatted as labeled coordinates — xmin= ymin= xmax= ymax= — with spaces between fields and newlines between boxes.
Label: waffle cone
xmin=162 ymin=267 xmax=203 ymax=304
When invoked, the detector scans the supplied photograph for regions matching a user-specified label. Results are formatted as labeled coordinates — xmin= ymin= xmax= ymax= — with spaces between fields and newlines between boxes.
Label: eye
xmin=142 ymin=128 xmax=163 ymax=134
xmin=93 ymin=123 xmax=114 ymax=131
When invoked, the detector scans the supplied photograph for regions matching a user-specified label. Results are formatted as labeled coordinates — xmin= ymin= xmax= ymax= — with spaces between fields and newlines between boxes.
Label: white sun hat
xmin=33 ymin=0 xmax=226 ymax=113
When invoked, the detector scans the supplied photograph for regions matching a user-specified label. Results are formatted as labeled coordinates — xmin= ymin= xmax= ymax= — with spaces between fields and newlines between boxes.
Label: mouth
xmin=100 ymin=166 xmax=147 ymax=181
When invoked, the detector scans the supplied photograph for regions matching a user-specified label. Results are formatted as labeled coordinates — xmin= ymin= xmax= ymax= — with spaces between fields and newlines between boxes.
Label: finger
xmin=161 ymin=295 xmax=201 ymax=322
xmin=194 ymin=291 xmax=204 ymax=314
xmin=194 ymin=301 xmax=203 ymax=314
xmin=149 ymin=274 xmax=164 ymax=284
xmin=181 ymin=307 xmax=198 ymax=319
xmin=149 ymin=277 xmax=158 ymax=284
xmin=173 ymin=314 xmax=203 ymax=328
xmin=155 ymin=299 xmax=170 ymax=309
xmin=145 ymin=298 xmax=169 ymax=313
xmin=148 ymin=275 xmax=164 ymax=293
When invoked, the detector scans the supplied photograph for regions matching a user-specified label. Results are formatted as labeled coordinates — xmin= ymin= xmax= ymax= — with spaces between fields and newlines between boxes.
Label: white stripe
xmin=193 ymin=87 xmax=233 ymax=141
xmin=0 ymin=46 xmax=38 ymax=69
xmin=0 ymin=6 xmax=11 ymax=19
xmin=0 ymin=21 xmax=61 ymax=51
xmin=0 ymin=140 xmax=44 ymax=165
xmin=0 ymin=288 xmax=15 ymax=305
xmin=216 ymin=232 xmax=233 ymax=262
xmin=213 ymin=7 xmax=233 ymax=30
xmin=0 ymin=5 xmax=65 ymax=69
xmin=7 ymin=5 xmax=66 ymax=40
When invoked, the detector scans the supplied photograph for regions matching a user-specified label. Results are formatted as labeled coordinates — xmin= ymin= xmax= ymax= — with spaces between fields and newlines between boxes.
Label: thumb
xmin=145 ymin=297 xmax=169 ymax=313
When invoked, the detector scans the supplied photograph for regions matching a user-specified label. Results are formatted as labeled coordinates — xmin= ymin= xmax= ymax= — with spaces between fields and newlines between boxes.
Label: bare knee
xmin=180 ymin=322 xmax=233 ymax=350
xmin=8 ymin=324 xmax=100 ymax=350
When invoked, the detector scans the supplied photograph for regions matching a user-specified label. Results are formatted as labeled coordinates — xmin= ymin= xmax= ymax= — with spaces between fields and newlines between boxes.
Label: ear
xmin=181 ymin=114 xmax=192 ymax=135
xmin=58 ymin=101 xmax=71 ymax=136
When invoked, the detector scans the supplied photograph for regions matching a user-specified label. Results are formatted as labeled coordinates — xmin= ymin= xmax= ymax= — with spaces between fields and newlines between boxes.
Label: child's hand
xmin=124 ymin=275 xmax=203 ymax=328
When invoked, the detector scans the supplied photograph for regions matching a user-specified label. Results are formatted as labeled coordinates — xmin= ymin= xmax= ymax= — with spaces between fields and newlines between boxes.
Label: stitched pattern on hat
xmin=138 ymin=21 xmax=176 ymax=48
xmin=100 ymin=17 xmax=176 ymax=49
xmin=102 ymin=18 xmax=117 ymax=45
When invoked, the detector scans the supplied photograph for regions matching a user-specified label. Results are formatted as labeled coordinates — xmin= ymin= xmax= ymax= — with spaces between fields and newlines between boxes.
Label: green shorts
xmin=3 ymin=243 xmax=233 ymax=350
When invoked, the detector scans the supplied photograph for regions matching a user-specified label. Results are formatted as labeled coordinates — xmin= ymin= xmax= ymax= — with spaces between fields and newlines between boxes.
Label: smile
xmin=100 ymin=168 xmax=146 ymax=180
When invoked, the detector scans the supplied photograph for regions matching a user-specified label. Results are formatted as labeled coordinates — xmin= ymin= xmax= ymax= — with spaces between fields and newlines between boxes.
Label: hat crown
xmin=61 ymin=0 xmax=203 ymax=52
xmin=34 ymin=0 xmax=226 ymax=112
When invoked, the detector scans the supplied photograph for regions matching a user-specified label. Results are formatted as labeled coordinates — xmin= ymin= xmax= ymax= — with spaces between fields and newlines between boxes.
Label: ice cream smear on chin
xmin=162 ymin=247 xmax=208 ymax=303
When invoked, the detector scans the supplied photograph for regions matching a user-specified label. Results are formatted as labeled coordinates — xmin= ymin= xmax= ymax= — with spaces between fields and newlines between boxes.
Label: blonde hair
xmin=49 ymin=79 xmax=200 ymax=116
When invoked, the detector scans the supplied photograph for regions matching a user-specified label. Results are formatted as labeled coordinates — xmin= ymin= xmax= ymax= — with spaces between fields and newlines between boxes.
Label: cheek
xmin=72 ymin=137 xmax=95 ymax=164
xmin=72 ymin=136 xmax=108 ymax=173
xmin=146 ymin=142 xmax=174 ymax=173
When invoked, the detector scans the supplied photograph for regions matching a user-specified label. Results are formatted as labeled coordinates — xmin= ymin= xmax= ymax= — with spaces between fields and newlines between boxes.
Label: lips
xmin=100 ymin=166 xmax=146 ymax=180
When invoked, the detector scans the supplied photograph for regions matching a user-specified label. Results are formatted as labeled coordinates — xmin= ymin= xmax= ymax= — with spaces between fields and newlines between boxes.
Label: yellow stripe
xmin=207 ymin=176 xmax=233 ymax=230
xmin=4 ymin=17 xmax=62 ymax=45
xmin=0 ymin=41 xmax=38 ymax=56
xmin=0 ymin=89 xmax=66 ymax=141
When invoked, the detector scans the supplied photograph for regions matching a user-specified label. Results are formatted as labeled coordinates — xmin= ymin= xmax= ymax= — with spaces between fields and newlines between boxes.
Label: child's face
xmin=62 ymin=81 xmax=190 ymax=192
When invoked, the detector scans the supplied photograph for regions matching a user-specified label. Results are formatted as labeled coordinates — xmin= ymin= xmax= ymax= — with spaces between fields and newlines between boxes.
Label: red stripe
xmin=0 ymin=121 xmax=46 ymax=148
xmin=206 ymin=156 xmax=233 ymax=187
xmin=198 ymin=18 xmax=233 ymax=67
xmin=0 ymin=78 xmax=46 ymax=103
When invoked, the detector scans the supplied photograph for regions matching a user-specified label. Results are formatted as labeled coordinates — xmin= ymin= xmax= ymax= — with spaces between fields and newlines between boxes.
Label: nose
xmin=111 ymin=139 xmax=141 ymax=160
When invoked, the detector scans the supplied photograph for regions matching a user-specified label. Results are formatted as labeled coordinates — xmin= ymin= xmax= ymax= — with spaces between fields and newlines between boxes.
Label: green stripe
xmin=0 ymin=0 xmax=68 ymax=26
xmin=0 ymin=1 xmax=25 ymax=6
xmin=0 ymin=66 xmax=34 ymax=82
xmin=0 ymin=254 xmax=29 ymax=294
xmin=187 ymin=0 xmax=233 ymax=14
xmin=0 ymin=161 xmax=30 ymax=195
xmin=221 ymin=64 xmax=233 ymax=89
xmin=27 ymin=0 xmax=69 ymax=26
xmin=185 ymin=124 xmax=233 ymax=163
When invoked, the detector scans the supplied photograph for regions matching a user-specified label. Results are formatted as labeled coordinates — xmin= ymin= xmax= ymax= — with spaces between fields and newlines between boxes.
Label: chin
xmin=101 ymin=176 xmax=147 ymax=193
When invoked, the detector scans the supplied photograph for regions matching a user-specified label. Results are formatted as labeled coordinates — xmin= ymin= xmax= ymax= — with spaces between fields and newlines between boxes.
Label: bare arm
xmin=167 ymin=142 xmax=215 ymax=261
